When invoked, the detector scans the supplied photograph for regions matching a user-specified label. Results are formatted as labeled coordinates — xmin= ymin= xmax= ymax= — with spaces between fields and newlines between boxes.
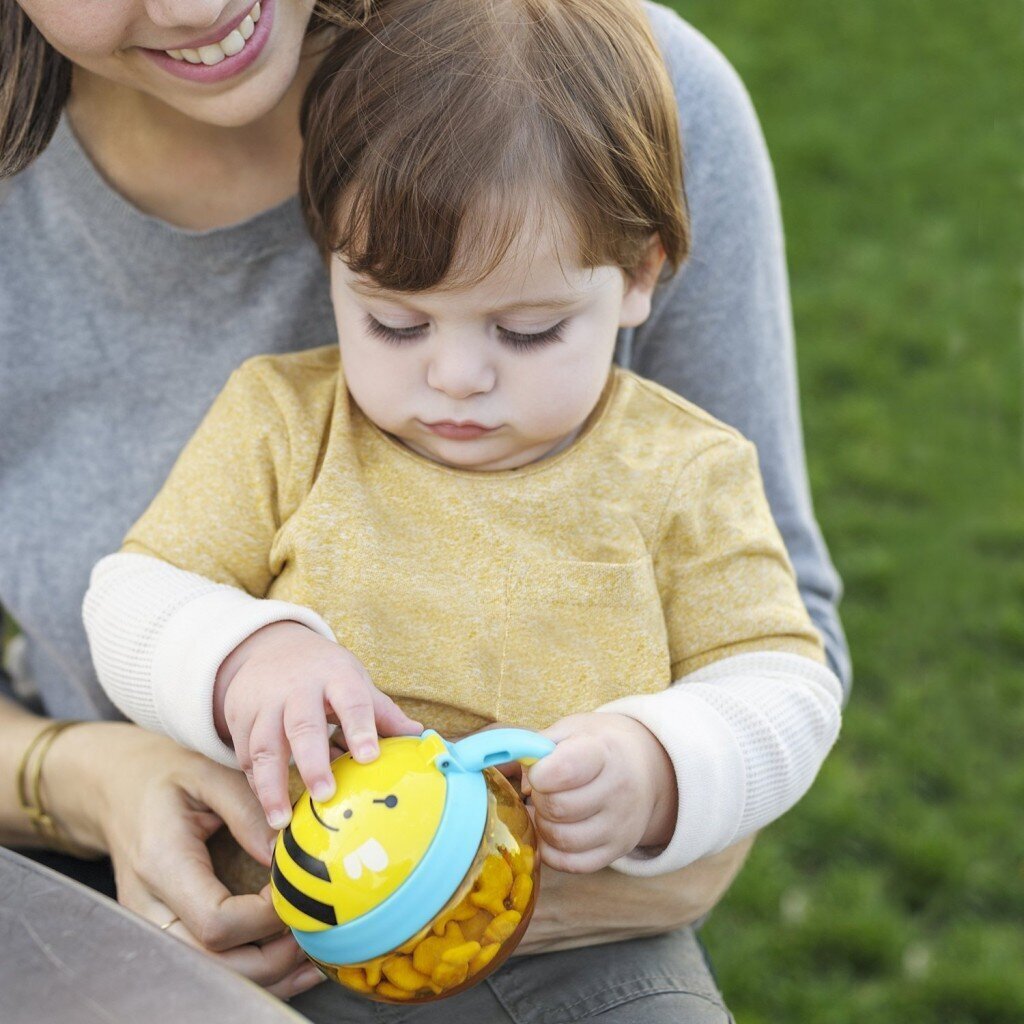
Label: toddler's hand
xmin=213 ymin=621 xmax=423 ymax=828
xmin=522 ymin=713 xmax=677 ymax=874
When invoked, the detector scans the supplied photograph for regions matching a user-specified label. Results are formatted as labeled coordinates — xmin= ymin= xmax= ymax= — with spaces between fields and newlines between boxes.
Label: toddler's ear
xmin=618 ymin=234 xmax=666 ymax=329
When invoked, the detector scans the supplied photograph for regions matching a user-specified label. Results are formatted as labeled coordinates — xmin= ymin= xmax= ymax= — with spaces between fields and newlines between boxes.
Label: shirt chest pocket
xmin=497 ymin=555 xmax=671 ymax=729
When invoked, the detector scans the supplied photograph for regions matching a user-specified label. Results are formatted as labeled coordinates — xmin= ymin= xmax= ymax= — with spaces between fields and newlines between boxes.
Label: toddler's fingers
xmin=372 ymin=689 xmax=423 ymax=737
xmin=325 ymin=677 xmax=379 ymax=763
xmin=534 ymin=811 xmax=607 ymax=855
xmin=536 ymin=835 xmax=617 ymax=875
xmin=248 ymin=713 xmax=293 ymax=829
xmin=283 ymin=691 xmax=335 ymax=802
xmin=530 ymin=780 xmax=603 ymax=825
xmin=527 ymin=735 xmax=603 ymax=794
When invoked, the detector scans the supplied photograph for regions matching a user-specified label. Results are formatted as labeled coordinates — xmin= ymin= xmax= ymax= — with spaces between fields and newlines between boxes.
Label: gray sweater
xmin=0 ymin=3 xmax=849 ymax=725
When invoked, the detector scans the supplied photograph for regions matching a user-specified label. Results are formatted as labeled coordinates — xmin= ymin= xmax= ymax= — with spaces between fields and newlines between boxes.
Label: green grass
xmin=668 ymin=1 xmax=1024 ymax=1020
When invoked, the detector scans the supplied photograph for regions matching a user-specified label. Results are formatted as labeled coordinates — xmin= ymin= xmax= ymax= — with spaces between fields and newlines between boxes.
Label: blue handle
xmin=444 ymin=728 xmax=555 ymax=774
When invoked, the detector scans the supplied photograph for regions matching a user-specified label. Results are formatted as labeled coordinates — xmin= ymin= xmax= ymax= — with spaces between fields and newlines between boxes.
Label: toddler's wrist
xmin=633 ymin=722 xmax=677 ymax=849
xmin=213 ymin=620 xmax=313 ymax=743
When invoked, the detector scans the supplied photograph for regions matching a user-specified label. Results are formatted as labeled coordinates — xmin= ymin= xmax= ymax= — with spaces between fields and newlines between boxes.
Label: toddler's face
xmin=329 ymin=221 xmax=661 ymax=472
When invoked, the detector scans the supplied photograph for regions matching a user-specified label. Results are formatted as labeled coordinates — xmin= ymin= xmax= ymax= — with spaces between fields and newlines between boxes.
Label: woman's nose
xmin=426 ymin=344 xmax=496 ymax=399
xmin=144 ymin=0 xmax=226 ymax=30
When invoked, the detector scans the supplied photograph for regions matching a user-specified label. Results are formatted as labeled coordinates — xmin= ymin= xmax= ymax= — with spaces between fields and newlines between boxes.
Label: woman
xmin=0 ymin=0 xmax=849 ymax=1019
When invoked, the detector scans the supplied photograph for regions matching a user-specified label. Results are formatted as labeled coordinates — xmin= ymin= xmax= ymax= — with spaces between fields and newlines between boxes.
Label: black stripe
xmin=272 ymin=860 xmax=337 ymax=927
xmin=283 ymin=825 xmax=331 ymax=882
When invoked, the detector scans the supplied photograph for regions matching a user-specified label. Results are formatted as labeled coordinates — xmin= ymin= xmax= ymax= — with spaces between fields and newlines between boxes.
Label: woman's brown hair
xmin=301 ymin=0 xmax=688 ymax=292
xmin=0 ymin=1 xmax=71 ymax=178
xmin=0 ymin=1 xmax=369 ymax=180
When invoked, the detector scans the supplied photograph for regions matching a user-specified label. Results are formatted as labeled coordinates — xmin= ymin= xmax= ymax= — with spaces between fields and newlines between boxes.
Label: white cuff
xmin=84 ymin=552 xmax=335 ymax=767
xmin=596 ymin=651 xmax=842 ymax=876
xmin=152 ymin=587 xmax=335 ymax=767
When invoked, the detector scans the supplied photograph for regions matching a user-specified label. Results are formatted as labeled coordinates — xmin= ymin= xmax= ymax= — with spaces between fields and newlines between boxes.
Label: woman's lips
xmin=422 ymin=421 xmax=496 ymax=440
xmin=164 ymin=2 xmax=256 ymax=51
xmin=140 ymin=0 xmax=273 ymax=84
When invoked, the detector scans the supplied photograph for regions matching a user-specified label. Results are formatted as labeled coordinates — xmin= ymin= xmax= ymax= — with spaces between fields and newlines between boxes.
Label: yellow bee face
xmin=272 ymin=733 xmax=448 ymax=931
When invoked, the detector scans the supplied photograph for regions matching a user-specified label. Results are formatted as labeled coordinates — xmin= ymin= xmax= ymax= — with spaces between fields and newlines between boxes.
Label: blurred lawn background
xmin=666 ymin=1 xmax=1023 ymax=1021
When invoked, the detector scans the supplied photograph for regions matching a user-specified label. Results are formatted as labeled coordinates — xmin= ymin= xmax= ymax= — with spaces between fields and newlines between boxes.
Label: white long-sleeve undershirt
xmin=84 ymin=551 xmax=841 ymax=874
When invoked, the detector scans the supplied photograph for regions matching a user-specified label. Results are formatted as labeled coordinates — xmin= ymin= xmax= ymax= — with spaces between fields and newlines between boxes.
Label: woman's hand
xmin=522 ymin=712 xmax=678 ymax=874
xmin=45 ymin=721 xmax=325 ymax=1000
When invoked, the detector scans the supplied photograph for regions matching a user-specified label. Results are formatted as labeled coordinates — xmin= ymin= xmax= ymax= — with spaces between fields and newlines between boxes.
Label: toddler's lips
xmin=423 ymin=420 xmax=496 ymax=440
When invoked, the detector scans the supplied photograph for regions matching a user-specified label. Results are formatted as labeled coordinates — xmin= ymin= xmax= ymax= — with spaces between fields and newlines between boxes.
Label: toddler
xmin=85 ymin=0 xmax=841 ymax=884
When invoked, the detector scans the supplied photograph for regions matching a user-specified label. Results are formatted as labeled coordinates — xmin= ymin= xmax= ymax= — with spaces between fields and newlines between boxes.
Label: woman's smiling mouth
xmin=162 ymin=1 xmax=262 ymax=65
xmin=140 ymin=0 xmax=274 ymax=83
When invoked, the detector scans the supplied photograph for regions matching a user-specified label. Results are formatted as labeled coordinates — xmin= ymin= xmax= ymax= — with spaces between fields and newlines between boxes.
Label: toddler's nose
xmin=426 ymin=345 xmax=496 ymax=399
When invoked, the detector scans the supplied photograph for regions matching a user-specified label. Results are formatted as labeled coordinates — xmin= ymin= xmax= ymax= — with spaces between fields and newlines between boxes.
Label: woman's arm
xmin=0 ymin=694 xmax=83 ymax=847
xmin=635 ymin=3 xmax=851 ymax=693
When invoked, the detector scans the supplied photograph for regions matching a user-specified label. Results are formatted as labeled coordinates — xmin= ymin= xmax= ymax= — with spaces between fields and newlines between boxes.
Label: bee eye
xmin=343 ymin=809 xmax=353 ymax=819
xmin=373 ymin=795 xmax=399 ymax=808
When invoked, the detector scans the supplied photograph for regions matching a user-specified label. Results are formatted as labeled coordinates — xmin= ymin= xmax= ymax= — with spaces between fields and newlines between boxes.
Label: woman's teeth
xmin=165 ymin=2 xmax=261 ymax=65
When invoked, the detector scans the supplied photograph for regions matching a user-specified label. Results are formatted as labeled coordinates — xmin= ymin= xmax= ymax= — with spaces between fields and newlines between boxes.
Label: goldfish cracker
xmin=441 ymin=941 xmax=482 ymax=966
xmin=460 ymin=910 xmax=493 ymax=942
xmin=469 ymin=942 xmax=501 ymax=975
xmin=376 ymin=982 xmax=418 ymax=1001
xmin=381 ymin=955 xmax=432 ymax=992
xmin=364 ymin=961 xmax=383 ymax=987
xmin=336 ymin=967 xmax=372 ymax=993
xmin=412 ymin=939 xmax=445 ymax=975
xmin=507 ymin=843 xmax=535 ymax=878
xmin=510 ymin=872 xmax=533 ymax=914
xmin=412 ymin=928 xmax=465 ymax=975
xmin=432 ymin=960 xmax=470 ymax=991
xmin=448 ymin=895 xmax=480 ymax=921
xmin=469 ymin=854 xmax=513 ymax=916
xmin=430 ymin=893 xmax=478 ymax=937
xmin=483 ymin=910 xmax=521 ymax=944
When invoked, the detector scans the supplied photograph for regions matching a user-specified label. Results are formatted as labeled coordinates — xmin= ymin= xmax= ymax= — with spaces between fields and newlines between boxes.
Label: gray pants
xmin=291 ymin=928 xmax=732 ymax=1023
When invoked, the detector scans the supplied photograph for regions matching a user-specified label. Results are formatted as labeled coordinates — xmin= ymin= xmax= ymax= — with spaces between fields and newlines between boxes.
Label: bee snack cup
xmin=271 ymin=728 xmax=553 ymax=1003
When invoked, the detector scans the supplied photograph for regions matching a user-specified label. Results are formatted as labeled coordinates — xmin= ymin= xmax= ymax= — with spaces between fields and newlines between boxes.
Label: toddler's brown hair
xmin=300 ymin=0 xmax=689 ymax=291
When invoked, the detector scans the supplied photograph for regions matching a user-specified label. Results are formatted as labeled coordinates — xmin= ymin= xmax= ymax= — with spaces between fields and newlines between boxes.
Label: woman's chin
xmin=145 ymin=56 xmax=303 ymax=128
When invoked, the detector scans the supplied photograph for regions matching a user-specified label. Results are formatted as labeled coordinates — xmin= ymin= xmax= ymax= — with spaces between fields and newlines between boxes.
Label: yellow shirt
xmin=125 ymin=345 xmax=822 ymax=741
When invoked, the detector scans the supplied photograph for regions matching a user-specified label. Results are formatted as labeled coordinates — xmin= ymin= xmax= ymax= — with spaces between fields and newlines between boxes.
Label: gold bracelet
xmin=16 ymin=720 xmax=95 ymax=857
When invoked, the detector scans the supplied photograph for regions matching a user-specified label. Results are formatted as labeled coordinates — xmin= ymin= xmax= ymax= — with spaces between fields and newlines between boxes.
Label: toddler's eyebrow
xmin=350 ymin=280 xmax=582 ymax=314
xmin=491 ymin=297 xmax=582 ymax=314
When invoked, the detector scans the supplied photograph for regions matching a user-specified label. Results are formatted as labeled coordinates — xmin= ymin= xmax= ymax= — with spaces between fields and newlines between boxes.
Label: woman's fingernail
xmin=354 ymin=742 xmax=377 ymax=761
xmin=268 ymin=810 xmax=290 ymax=830
xmin=312 ymin=780 xmax=334 ymax=801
